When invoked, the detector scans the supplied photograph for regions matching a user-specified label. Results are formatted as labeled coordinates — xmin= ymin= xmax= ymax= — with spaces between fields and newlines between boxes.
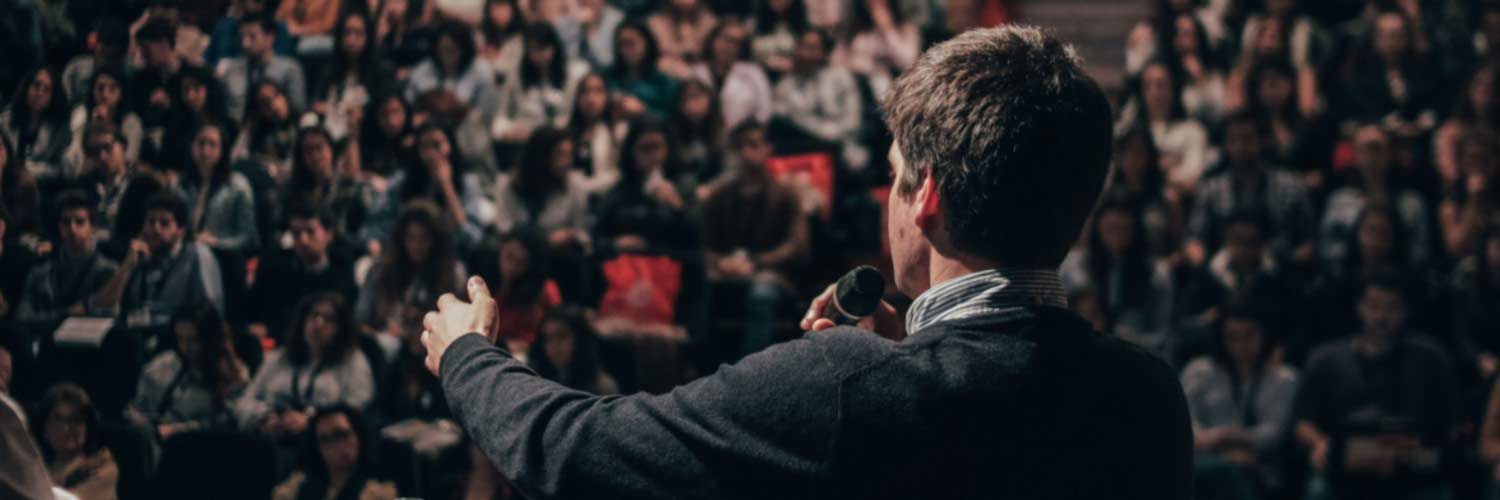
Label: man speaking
xmin=421 ymin=25 xmax=1193 ymax=499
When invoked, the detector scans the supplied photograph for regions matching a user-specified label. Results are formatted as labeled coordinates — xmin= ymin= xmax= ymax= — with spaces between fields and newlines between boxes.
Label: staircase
xmin=1016 ymin=0 xmax=1150 ymax=91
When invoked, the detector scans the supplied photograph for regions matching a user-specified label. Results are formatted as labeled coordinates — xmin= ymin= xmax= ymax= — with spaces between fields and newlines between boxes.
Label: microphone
xmin=825 ymin=266 xmax=885 ymax=325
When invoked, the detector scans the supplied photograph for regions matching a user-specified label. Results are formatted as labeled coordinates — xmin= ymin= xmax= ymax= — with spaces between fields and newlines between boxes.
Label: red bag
xmin=599 ymin=254 xmax=682 ymax=326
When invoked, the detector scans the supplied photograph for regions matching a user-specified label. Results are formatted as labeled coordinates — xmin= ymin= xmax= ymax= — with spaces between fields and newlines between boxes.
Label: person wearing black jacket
xmin=418 ymin=26 xmax=1193 ymax=500
xmin=247 ymin=205 xmax=355 ymax=342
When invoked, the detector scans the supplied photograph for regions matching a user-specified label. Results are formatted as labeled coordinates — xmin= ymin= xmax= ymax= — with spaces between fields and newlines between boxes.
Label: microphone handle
xmin=827 ymin=298 xmax=865 ymax=326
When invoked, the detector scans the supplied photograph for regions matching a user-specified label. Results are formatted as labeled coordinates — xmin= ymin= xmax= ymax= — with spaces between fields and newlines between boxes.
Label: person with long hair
xmin=555 ymin=0 xmax=625 ymax=70
xmin=1059 ymin=201 xmax=1174 ymax=355
xmin=355 ymin=93 xmax=417 ymax=178
xmin=272 ymin=405 xmax=397 ymax=500
xmin=1125 ymin=0 xmax=1230 ymax=77
xmin=478 ymin=0 xmax=526 ymax=79
xmin=34 ymin=383 xmax=118 ymax=500
xmin=605 ymin=20 xmax=679 ymax=119
xmin=647 ymin=0 xmax=718 ymax=79
xmin=476 ymin=228 xmax=561 ymax=354
xmin=691 ymin=21 xmax=773 ymax=130
xmin=750 ymin=0 xmax=808 ymax=77
xmin=1434 ymin=64 xmax=1500 ymax=190
xmin=566 ymin=72 xmax=626 ymax=193
xmin=365 ymin=124 xmax=486 ymax=248
xmin=833 ymin=0 xmax=920 ymax=98
xmin=1156 ymin=12 xmax=1226 ymax=124
xmin=284 ymin=126 xmax=368 ymax=240
xmin=313 ymin=9 xmax=392 ymax=141
xmin=0 ymin=67 xmax=73 ymax=183
xmin=356 ymin=201 xmax=466 ymax=338
xmin=179 ymin=121 xmax=260 ymax=253
xmin=63 ymin=68 xmax=144 ymax=178
xmin=491 ymin=127 xmax=590 ymax=245
xmin=1181 ymin=305 xmax=1299 ymax=500
xmin=1237 ymin=56 xmax=1330 ymax=171
xmin=594 ymin=119 xmax=696 ymax=253
xmin=1337 ymin=7 xmax=1437 ymax=141
xmin=238 ymin=293 xmax=376 ymax=439
xmin=492 ymin=22 xmax=591 ymax=145
xmin=0 ymin=132 xmax=42 ymax=240
xmin=1114 ymin=58 xmax=1213 ymax=193
xmin=405 ymin=21 xmax=502 ymax=118
xmin=527 ymin=306 xmax=618 ymax=394
xmin=127 ymin=305 xmax=250 ymax=440
xmin=1440 ymin=127 xmax=1500 ymax=259
xmin=155 ymin=65 xmax=235 ymax=176
xmin=668 ymin=79 xmax=724 ymax=186
xmin=1320 ymin=126 xmax=1431 ymax=269
xmin=1237 ymin=0 xmax=1330 ymax=74
xmin=231 ymin=81 xmax=301 ymax=181
xmin=1108 ymin=127 xmax=1182 ymax=258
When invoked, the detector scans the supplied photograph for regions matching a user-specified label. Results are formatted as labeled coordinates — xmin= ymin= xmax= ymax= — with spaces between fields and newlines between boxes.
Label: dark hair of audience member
xmin=432 ymin=20 xmax=480 ymax=78
xmin=1086 ymin=201 xmax=1154 ymax=308
xmin=1158 ymin=11 xmax=1221 ymax=71
xmin=10 ymin=67 xmax=70 ymax=131
xmin=171 ymin=65 xmax=231 ymax=123
xmin=32 ymin=383 xmax=103 ymax=462
xmin=1453 ymin=64 xmax=1500 ymax=126
xmin=1209 ymin=303 xmax=1278 ymax=395
xmin=378 ymin=201 xmax=460 ymax=308
xmin=520 ymin=22 xmax=567 ymax=89
xmin=287 ymin=292 xmax=360 ymax=367
xmin=514 ymin=126 xmax=573 ymax=203
xmin=1244 ymin=56 xmax=1299 ymax=124
xmin=846 ymin=0 xmax=905 ymax=38
xmin=620 ymin=118 xmax=678 ymax=184
xmin=566 ymin=72 xmax=619 ymax=137
xmin=670 ymin=78 xmax=723 ymax=145
xmin=170 ymin=304 xmax=247 ymax=403
xmin=145 ymin=190 xmax=192 ymax=236
xmin=360 ymin=93 xmax=412 ymax=160
xmin=329 ymin=9 xmax=380 ymax=90
xmin=610 ymin=20 xmax=661 ymax=78
xmin=481 ymin=0 xmax=523 ymax=46
xmin=84 ymin=66 xmax=132 ymax=117
xmin=1343 ymin=6 xmax=1421 ymax=79
xmin=134 ymin=16 xmax=176 ymax=46
xmin=1132 ymin=58 xmax=1188 ymax=122
xmin=527 ymin=306 xmax=607 ymax=391
xmin=883 ymin=28 xmax=1111 ymax=265
xmin=294 ymin=405 xmax=377 ymax=497
xmin=403 ymin=124 xmax=467 ymax=202
xmin=1343 ymin=204 xmax=1411 ymax=276
xmin=479 ymin=227 xmax=550 ymax=308
xmin=250 ymin=80 xmax=297 ymax=125
xmin=288 ymin=126 xmax=338 ymax=197
xmin=1112 ymin=126 xmax=1165 ymax=204
xmin=753 ymin=0 xmax=808 ymax=35
xmin=182 ymin=120 xmax=233 ymax=191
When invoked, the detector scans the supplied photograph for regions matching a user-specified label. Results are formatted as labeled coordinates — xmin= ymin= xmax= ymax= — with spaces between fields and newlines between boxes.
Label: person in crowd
xmin=238 ymin=293 xmax=376 ymax=438
xmin=406 ymin=21 xmax=502 ymax=119
xmin=491 ymin=127 xmax=591 ymax=244
xmin=249 ymin=204 xmax=357 ymax=342
xmin=357 ymin=93 xmax=417 ymax=178
xmin=0 ymin=133 xmax=42 ymax=242
xmin=14 ymin=191 xmax=119 ymax=334
xmin=217 ymin=13 xmax=308 ymax=123
xmin=702 ymin=121 xmax=808 ymax=357
xmin=1453 ymin=228 xmax=1500 ymax=381
xmin=1158 ymin=12 xmax=1226 ymax=124
xmin=126 ymin=305 xmax=249 ymax=440
xmin=206 ymin=0 xmax=296 ymax=67
xmin=128 ymin=18 xmax=190 ymax=134
xmin=566 ymin=72 xmax=626 ymax=193
xmin=272 ymin=405 xmax=397 ymax=500
xmin=1107 ymin=127 xmax=1182 ymax=258
xmin=1434 ymin=64 xmax=1500 ymax=191
xmin=1181 ymin=305 xmax=1300 ymax=500
xmin=232 ymin=81 xmax=301 ymax=179
xmin=1309 ymin=204 xmax=1441 ymax=356
xmin=179 ymin=121 xmax=260 ymax=254
xmin=34 ymin=383 xmax=118 ymax=500
xmin=1337 ymin=7 xmax=1437 ymax=143
xmin=692 ymin=22 xmax=774 ymax=130
xmin=772 ymin=27 xmax=866 ymax=170
xmin=1238 ymin=56 xmax=1330 ymax=174
xmin=491 ymin=23 xmax=591 ymax=146
xmin=1294 ymin=277 xmax=1458 ymax=500
xmin=527 ymin=306 xmax=618 ymax=394
xmin=555 ymin=0 xmax=624 ymax=70
xmin=1176 ymin=212 xmax=1302 ymax=359
xmin=1320 ymin=126 xmax=1431 ymax=269
xmin=1238 ymin=0 xmax=1330 ymax=74
xmin=63 ymin=68 xmax=142 ymax=179
xmin=284 ymin=126 xmax=368 ymax=241
xmin=648 ymin=0 xmax=718 ymax=79
xmin=79 ymin=128 xmax=163 ymax=251
xmin=312 ymin=9 xmax=390 ymax=142
xmin=834 ymin=0 xmax=921 ymax=98
xmin=605 ymin=20 xmax=679 ymax=119
xmin=153 ymin=66 xmax=233 ymax=174
xmin=276 ymin=0 xmax=342 ymax=38
xmin=477 ymin=0 xmax=525 ymax=80
xmin=1059 ymin=201 xmax=1174 ymax=355
xmin=1115 ymin=58 xmax=1213 ymax=193
xmin=594 ymin=119 xmax=697 ymax=253
xmin=669 ymin=79 xmax=725 ymax=186
xmin=1 ymin=67 xmax=73 ymax=183
xmin=367 ymin=124 xmax=487 ymax=247
xmin=94 ymin=191 xmax=223 ymax=331
xmin=474 ymin=228 xmax=561 ymax=354
xmin=62 ymin=19 xmax=130 ymax=104
xmin=1125 ymin=0 xmax=1230 ymax=77
xmin=357 ymin=202 xmax=466 ymax=339
xmin=749 ymin=0 xmax=807 ymax=77
xmin=1186 ymin=112 xmax=1317 ymax=266
xmin=378 ymin=323 xmax=450 ymax=423
xmin=1439 ymin=127 xmax=1500 ymax=259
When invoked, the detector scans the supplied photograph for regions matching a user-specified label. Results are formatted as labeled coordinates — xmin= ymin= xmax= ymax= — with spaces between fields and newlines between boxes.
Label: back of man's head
xmin=882 ymin=26 xmax=1112 ymax=269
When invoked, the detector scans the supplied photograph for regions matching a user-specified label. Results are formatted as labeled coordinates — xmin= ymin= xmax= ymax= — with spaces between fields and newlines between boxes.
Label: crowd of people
xmin=1 ymin=0 xmax=1500 ymax=499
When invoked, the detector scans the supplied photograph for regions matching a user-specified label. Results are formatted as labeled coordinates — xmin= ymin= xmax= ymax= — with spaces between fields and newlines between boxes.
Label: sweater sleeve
xmin=440 ymin=331 xmax=855 ymax=499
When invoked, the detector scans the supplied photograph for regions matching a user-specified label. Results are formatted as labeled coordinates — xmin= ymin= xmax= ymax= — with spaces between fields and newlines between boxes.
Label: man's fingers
xmin=811 ymin=318 xmax=836 ymax=331
xmin=468 ymin=276 xmax=492 ymax=303
xmin=801 ymin=285 xmax=837 ymax=330
xmin=437 ymin=293 xmax=461 ymax=312
xmin=424 ymin=311 xmax=440 ymax=333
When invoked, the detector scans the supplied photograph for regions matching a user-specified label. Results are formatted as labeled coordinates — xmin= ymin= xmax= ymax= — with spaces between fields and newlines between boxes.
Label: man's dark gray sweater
xmin=440 ymin=307 xmax=1193 ymax=499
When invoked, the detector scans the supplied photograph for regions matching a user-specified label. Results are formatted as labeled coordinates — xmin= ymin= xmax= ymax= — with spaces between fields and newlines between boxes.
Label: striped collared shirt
xmin=905 ymin=268 xmax=1069 ymax=335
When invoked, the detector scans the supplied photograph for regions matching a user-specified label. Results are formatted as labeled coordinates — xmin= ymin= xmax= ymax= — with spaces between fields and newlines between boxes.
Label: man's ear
xmin=914 ymin=174 xmax=941 ymax=234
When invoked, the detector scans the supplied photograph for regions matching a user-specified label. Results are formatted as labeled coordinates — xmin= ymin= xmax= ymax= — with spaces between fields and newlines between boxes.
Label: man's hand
xmin=801 ymin=283 xmax=903 ymax=341
xmin=422 ymin=277 xmax=499 ymax=376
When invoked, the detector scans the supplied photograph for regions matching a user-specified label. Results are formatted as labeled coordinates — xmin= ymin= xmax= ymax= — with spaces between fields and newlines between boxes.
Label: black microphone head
xmin=834 ymin=265 xmax=885 ymax=318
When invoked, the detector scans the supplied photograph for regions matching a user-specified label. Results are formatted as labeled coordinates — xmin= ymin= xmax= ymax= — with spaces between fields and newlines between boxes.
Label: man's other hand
xmin=422 ymin=277 xmax=499 ymax=376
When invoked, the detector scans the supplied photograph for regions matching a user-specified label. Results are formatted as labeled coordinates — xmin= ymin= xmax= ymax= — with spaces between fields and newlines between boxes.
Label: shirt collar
xmin=905 ymin=268 xmax=1068 ymax=335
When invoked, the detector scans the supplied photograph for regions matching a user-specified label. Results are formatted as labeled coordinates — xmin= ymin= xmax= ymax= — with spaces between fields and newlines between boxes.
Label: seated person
xmin=1176 ymin=212 xmax=1304 ymax=362
xmin=248 ymin=205 xmax=356 ymax=342
xmin=474 ymin=229 xmax=561 ymax=355
xmin=1185 ymin=112 xmax=1316 ymax=267
xmin=1058 ymin=201 xmax=1174 ymax=356
xmin=177 ymin=121 xmax=261 ymax=254
xmin=95 ymin=191 xmax=224 ymax=332
xmin=527 ymin=306 xmax=618 ymax=395
xmin=1181 ymin=305 xmax=1300 ymax=499
xmin=33 ymin=383 xmax=118 ymax=500
xmin=236 ymin=293 xmax=375 ymax=440
xmin=15 ymin=191 xmax=119 ymax=335
xmin=355 ymin=202 xmax=467 ymax=341
xmin=272 ymin=405 xmax=396 ymax=500
xmin=1293 ymin=277 xmax=1458 ymax=500
xmin=216 ymin=12 xmax=307 ymax=121
xmin=126 ymin=305 xmax=249 ymax=441
xmin=592 ymin=119 xmax=698 ymax=253
xmin=771 ymin=27 xmax=866 ymax=170
xmin=701 ymin=121 xmax=810 ymax=358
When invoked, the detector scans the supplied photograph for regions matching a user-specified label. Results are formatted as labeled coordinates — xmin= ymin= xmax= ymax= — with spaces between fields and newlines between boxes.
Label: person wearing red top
xmin=482 ymin=228 xmax=561 ymax=355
